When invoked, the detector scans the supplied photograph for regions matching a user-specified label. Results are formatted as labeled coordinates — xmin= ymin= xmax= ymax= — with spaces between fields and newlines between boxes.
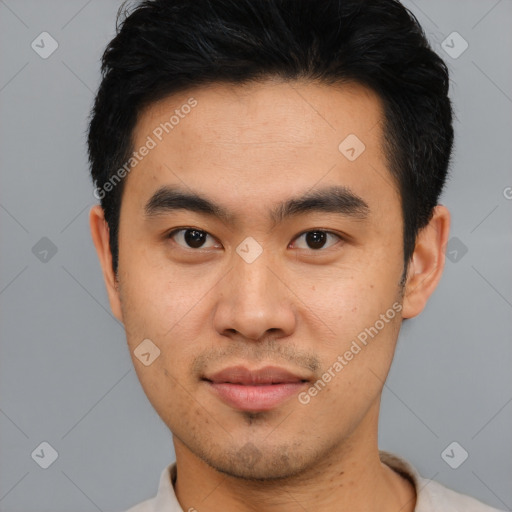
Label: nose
xmin=212 ymin=247 xmax=297 ymax=342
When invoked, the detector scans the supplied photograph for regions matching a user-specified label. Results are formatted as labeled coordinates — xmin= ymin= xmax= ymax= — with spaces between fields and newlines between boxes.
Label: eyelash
xmin=166 ymin=227 xmax=344 ymax=252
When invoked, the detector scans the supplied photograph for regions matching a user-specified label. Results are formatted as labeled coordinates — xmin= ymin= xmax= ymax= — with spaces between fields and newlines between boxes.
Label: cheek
xmin=298 ymin=312 xmax=401 ymax=429
xmin=131 ymin=359 xmax=196 ymax=429
xmin=119 ymin=255 xmax=215 ymax=343
xmin=298 ymin=259 xmax=403 ymax=394
xmin=306 ymin=261 xmax=402 ymax=335
xmin=118 ymin=263 xmax=216 ymax=400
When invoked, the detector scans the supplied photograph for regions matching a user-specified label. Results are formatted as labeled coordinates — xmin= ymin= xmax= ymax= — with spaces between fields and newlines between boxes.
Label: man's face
xmin=113 ymin=80 xmax=406 ymax=478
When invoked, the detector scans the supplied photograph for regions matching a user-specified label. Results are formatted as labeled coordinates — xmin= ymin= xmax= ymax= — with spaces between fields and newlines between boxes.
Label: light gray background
xmin=0 ymin=0 xmax=511 ymax=511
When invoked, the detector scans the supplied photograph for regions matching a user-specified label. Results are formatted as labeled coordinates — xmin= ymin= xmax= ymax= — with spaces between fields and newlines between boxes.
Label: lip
xmin=203 ymin=365 xmax=309 ymax=412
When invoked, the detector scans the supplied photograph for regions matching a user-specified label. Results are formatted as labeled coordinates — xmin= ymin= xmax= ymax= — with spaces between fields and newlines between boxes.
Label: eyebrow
xmin=144 ymin=184 xmax=369 ymax=225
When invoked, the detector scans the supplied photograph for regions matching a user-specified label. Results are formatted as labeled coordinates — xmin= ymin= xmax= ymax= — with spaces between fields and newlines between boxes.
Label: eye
xmin=290 ymin=230 xmax=342 ymax=250
xmin=168 ymin=228 xmax=220 ymax=250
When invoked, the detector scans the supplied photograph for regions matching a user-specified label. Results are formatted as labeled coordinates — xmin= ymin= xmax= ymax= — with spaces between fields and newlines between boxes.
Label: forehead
xmin=124 ymin=79 xmax=396 ymax=217
xmin=136 ymin=79 xmax=384 ymax=146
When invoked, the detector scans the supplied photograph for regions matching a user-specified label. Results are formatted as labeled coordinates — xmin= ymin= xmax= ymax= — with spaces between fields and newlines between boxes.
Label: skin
xmin=90 ymin=79 xmax=450 ymax=512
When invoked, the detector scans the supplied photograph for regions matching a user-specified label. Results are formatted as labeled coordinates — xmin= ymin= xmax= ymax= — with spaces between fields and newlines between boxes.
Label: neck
xmin=172 ymin=404 xmax=416 ymax=512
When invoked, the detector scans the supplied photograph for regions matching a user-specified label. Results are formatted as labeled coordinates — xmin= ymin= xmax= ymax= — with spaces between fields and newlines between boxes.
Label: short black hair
xmin=87 ymin=0 xmax=453 ymax=278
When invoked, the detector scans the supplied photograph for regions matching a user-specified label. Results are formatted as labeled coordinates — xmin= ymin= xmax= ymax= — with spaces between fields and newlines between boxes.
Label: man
xmin=87 ymin=0 xmax=503 ymax=510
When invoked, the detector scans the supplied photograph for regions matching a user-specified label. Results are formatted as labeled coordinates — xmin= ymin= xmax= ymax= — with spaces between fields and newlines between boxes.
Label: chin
xmin=201 ymin=442 xmax=313 ymax=481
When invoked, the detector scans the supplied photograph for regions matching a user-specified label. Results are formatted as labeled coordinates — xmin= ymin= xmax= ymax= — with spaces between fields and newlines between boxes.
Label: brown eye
xmin=169 ymin=229 xmax=219 ymax=249
xmin=292 ymin=230 xmax=341 ymax=250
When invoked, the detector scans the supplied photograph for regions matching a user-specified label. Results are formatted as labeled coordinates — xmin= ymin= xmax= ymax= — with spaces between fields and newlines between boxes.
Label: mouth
xmin=202 ymin=365 xmax=310 ymax=412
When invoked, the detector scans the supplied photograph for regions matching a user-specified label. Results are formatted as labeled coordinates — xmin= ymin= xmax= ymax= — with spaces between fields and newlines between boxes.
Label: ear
xmin=89 ymin=205 xmax=124 ymax=323
xmin=401 ymin=205 xmax=450 ymax=319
